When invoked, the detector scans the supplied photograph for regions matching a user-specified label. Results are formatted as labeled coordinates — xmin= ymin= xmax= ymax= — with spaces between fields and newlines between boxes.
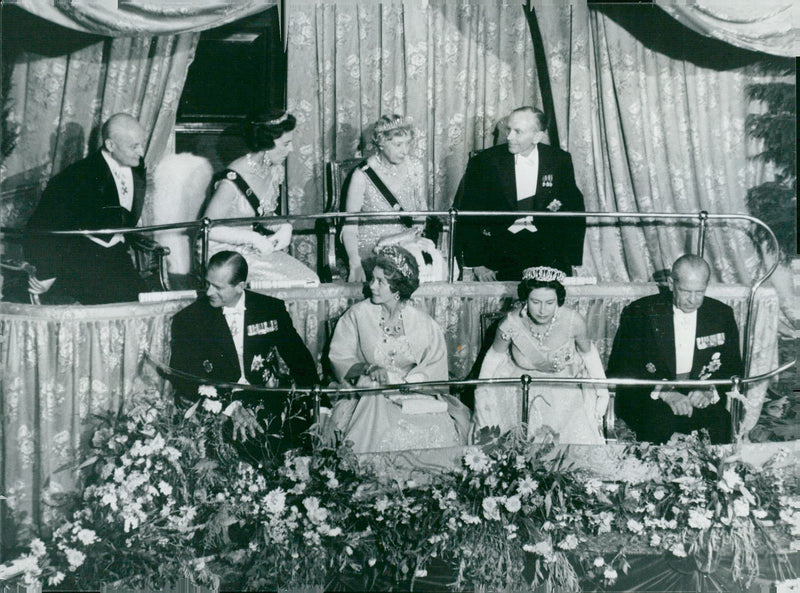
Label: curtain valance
xmin=655 ymin=0 xmax=799 ymax=57
xmin=14 ymin=0 xmax=275 ymax=37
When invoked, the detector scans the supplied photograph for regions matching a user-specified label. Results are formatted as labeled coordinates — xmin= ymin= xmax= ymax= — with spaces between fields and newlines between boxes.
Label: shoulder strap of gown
xmin=218 ymin=169 xmax=261 ymax=215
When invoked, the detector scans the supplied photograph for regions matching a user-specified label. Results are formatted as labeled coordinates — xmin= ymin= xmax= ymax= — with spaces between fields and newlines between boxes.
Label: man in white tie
xmin=24 ymin=113 xmax=148 ymax=304
xmin=453 ymin=106 xmax=585 ymax=281
xmin=607 ymin=254 xmax=744 ymax=444
xmin=169 ymin=251 xmax=322 ymax=453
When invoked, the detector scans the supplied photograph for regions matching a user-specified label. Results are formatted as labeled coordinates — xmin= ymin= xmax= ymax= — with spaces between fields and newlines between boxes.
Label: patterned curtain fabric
xmin=284 ymin=1 xmax=539 ymax=268
xmin=2 ymin=33 xmax=200 ymax=229
xmin=0 ymin=283 xmax=779 ymax=550
xmin=12 ymin=0 xmax=272 ymax=36
xmin=534 ymin=2 xmax=776 ymax=284
xmin=655 ymin=0 xmax=800 ymax=58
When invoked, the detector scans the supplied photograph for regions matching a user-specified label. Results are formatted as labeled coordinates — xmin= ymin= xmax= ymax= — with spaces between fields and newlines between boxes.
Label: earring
xmin=394 ymin=294 xmax=400 ymax=301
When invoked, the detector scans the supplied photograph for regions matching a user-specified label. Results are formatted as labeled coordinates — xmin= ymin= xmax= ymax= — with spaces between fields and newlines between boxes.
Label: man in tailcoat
xmin=24 ymin=113 xmax=148 ymax=304
xmin=170 ymin=251 xmax=323 ymax=453
xmin=606 ymin=254 xmax=743 ymax=444
xmin=454 ymin=106 xmax=585 ymax=281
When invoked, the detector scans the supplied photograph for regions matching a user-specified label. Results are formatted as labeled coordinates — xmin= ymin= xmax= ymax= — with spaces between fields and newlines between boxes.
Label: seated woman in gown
xmin=341 ymin=114 xmax=446 ymax=283
xmin=201 ymin=110 xmax=319 ymax=286
xmin=472 ymin=266 xmax=609 ymax=444
xmin=329 ymin=245 xmax=470 ymax=453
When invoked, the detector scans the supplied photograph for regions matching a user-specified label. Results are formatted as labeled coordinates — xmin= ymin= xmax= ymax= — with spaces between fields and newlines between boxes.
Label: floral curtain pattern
xmin=1 ymin=32 xmax=200 ymax=230
xmin=533 ymin=2 xmax=777 ymax=285
xmin=0 ymin=283 xmax=779 ymax=552
xmin=284 ymin=1 xmax=539 ymax=269
xmin=655 ymin=0 xmax=800 ymax=58
xmin=12 ymin=0 xmax=273 ymax=37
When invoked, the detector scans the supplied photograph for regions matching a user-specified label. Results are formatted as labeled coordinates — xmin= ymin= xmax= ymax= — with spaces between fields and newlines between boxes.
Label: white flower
xmin=671 ymin=543 xmax=687 ymax=557
xmin=753 ymin=508 xmax=768 ymax=520
xmin=718 ymin=468 xmax=743 ymax=493
xmin=604 ymin=567 xmax=618 ymax=582
xmin=593 ymin=556 xmax=605 ymax=567
xmin=733 ymin=498 xmax=750 ymax=517
xmin=460 ymin=512 xmax=481 ymax=525
xmin=524 ymin=540 xmax=555 ymax=562
xmin=414 ymin=569 xmax=428 ymax=578
xmin=557 ymin=534 xmax=579 ymax=550
xmin=585 ymin=479 xmax=602 ymax=495
xmin=202 ymin=398 xmax=222 ymax=414
xmin=518 ymin=477 xmax=539 ymax=496
xmin=75 ymin=528 xmax=98 ymax=546
xmin=29 ymin=538 xmax=46 ymax=557
xmin=251 ymin=354 xmax=265 ymax=371
xmin=327 ymin=477 xmax=340 ymax=489
xmin=650 ymin=533 xmax=662 ymax=547
xmin=64 ymin=547 xmax=86 ymax=570
xmin=48 ymin=572 xmax=66 ymax=586
xmin=264 ymin=488 xmax=286 ymax=515
xmin=158 ymin=481 xmax=173 ymax=496
xmin=463 ymin=447 xmax=490 ymax=473
xmin=653 ymin=487 xmax=667 ymax=500
xmin=368 ymin=558 xmax=377 ymax=567
xmin=375 ymin=497 xmax=390 ymax=513
xmin=688 ymin=508 xmax=713 ymax=530
xmin=198 ymin=385 xmax=218 ymax=398
xmin=626 ymin=518 xmax=644 ymax=534
xmin=504 ymin=495 xmax=522 ymax=513
xmin=482 ymin=497 xmax=501 ymax=521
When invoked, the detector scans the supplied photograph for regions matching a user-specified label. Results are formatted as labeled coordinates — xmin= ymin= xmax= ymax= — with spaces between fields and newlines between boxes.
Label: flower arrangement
xmin=5 ymin=393 xmax=800 ymax=592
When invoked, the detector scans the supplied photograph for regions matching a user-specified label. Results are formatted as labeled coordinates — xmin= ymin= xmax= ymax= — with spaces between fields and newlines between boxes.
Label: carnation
xmin=198 ymin=385 xmax=218 ymax=398
xmin=504 ymin=495 xmax=522 ymax=513
xmin=604 ymin=567 xmax=618 ymax=582
xmin=264 ymin=488 xmax=287 ymax=515
xmin=482 ymin=497 xmax=501 ymax=521
xmin=688 ymin=508 xmax=713 ymax=530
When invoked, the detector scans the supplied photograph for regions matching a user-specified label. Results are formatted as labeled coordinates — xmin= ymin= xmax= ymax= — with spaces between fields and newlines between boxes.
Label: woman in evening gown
xmin=200 ymin=110 xmax=319 ymax=286
xmin=329 ymin=245 xmax=470 ymax=453
xmin=472 ymin=266 xmax=608 ymax=444
xmin=341 ymin=114 xmax=446 ymax=283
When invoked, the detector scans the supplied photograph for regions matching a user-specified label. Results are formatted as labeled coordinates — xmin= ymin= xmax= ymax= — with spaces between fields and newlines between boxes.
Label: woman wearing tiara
xmin=341 ymin=114 xmax=446 ymax=283
xmin=329 ymin=245 xmax=470 ymax=453
xmin=472 ymin=266 xmax=608 ymax=444
xmin=200 ymin=110 xmax=319 ymax=285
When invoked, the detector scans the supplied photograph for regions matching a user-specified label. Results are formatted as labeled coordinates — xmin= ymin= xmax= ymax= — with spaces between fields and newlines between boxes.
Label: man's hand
xmin=688 ymin=388 xmax=718 ymax=409
xmin=473 ymin=266 xmax=497 ymax=282
xmin=659 ymin=391 xmax=694 ymax=417
xmin=230 ymin=404 xmax=264 ymax=442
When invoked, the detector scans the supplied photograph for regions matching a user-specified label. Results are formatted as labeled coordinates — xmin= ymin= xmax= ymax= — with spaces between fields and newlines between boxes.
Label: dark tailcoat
xmin=606 ymin=292 xmax=743 ymax=443
xmin=454 ymin=143 xmax=585 ymax=279
xmin=170 ymin=291 xmax=322 ymax=452
xmin=24 ymin=150 xmax=146 ymax=304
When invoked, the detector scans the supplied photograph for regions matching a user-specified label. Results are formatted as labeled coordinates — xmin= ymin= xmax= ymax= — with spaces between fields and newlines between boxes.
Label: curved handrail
xmin=3 ymin=209 xmax=781 ymax=375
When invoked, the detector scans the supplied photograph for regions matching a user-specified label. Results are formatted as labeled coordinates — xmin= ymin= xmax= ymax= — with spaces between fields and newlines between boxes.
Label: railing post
xmin=729 ymin=375 xmax=743 ymax=449
xmin=521 ymin=374 xmax=531 ymax=435
xmin=199 ymin=217 xmax=211 ymax=281
xmin=697 ymin=210 xmax=708 ymax=257
xmin=448 ymin=207 xmax=458 ymax=283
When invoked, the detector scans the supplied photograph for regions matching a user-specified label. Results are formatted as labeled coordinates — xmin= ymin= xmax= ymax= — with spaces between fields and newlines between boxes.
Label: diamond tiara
xmin=374 ymin=116 xmax=413 ymax=135
xmin=374 ymin=245 xmax=415 ymax=279
xmin=522 ymin=266 xmax=566 ymax=283
xmin=254 ymin=112 xmax=289 ymax=127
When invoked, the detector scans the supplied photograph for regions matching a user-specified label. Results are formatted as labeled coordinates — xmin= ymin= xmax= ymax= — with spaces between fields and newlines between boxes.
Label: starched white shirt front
xmin=514 ymin=147 xmax=539 ymax=201
xmin=223 ymin=294 xmax=247 ymax=382
xmin=673 ymin=306 xmax=697 ymax=375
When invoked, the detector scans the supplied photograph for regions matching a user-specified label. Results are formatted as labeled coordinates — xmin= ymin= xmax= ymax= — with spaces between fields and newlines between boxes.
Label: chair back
xmin=319 ymin=158 xmax=364 ymax=281
xmin=150 ymin=153 xmax=214 ymax=287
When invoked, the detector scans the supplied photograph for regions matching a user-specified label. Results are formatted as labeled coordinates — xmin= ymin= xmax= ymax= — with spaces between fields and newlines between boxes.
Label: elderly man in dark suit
xmin=606 ymin=254 xmax=743 ymax=444
xmin=24 ymin=113 xmax=148 ymax=304
xmin=454 ymin=106 xmax=585 ymax=281
xmin=170 ymin=251 xmax=323 ymax=452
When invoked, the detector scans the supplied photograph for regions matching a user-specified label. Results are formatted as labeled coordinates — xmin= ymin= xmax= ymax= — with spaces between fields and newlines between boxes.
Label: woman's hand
xmin=252 ymin=235 xmax=276 ymax=255
xmin=269 ymin=223 xmax=293 ymax=250
xmin=348 ymin=265 xmax=366 ymax=283
xmin=361 ymin=364 xmax=389 ymax=386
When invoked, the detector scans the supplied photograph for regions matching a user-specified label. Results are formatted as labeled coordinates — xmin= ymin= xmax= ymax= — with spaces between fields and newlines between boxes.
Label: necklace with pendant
xmin=376 ymin=155 xmax=404 ymax=178
xmin=380 ymin=306 xmax=404 ymax=340
xmin=525 ymin=306 xmax=559 ymax=347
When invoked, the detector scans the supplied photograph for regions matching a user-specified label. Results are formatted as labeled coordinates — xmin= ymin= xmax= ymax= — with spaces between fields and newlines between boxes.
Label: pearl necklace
xmin=375 ymin=155 xmax=405 ymax=179
xmin=245 ymin=151 xmax=272 ymax=179
xmin=524 ymin=306 xmax=559 ymax=347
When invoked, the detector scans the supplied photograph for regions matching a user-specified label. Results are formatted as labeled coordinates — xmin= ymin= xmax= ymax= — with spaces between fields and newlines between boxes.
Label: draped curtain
xmin=654 ymin=0 xmax=800 ymax=57
xmin=284 ymin=1 xmax=539 ymax=267
xmin=10 ymin=0 xmax=272 ymax=37
xmin=533 ymin=2 xmax=780 ymax=284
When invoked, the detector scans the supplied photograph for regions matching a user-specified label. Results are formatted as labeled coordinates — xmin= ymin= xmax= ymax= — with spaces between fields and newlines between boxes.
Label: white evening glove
xmin=580 ymin=344 xmax=610 ymax=424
